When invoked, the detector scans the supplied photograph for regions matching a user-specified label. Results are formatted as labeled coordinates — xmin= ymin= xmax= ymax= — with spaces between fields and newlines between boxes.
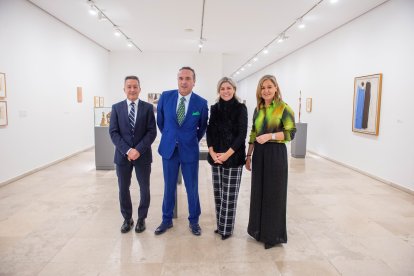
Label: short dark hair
xmin=124 ymin=75 xmax=140 ymax=85
xmin=179 ymin=66 xmax=196 ymax=81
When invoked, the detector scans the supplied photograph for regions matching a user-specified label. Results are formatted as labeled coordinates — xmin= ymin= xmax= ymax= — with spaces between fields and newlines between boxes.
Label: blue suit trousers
xmin=162 ymin=147 xmax=200 ymax=224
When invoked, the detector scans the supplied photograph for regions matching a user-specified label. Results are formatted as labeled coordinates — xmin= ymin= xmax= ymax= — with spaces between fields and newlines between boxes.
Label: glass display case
xmin=94 ymin=107 xmax=112 ymax=127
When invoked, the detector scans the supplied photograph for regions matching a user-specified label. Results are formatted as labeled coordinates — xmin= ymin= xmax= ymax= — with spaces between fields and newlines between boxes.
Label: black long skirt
xmin=247 ymin=142 xmax=288 ymax=246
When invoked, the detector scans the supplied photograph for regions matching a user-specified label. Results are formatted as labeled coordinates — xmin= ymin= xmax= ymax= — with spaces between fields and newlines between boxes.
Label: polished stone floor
xmin=0 ymin=145 xmax=413 ymax=276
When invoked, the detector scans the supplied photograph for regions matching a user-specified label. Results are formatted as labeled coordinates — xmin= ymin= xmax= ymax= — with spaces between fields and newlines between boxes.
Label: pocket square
xmin=192 ymin=111 xmax=200 ymax=116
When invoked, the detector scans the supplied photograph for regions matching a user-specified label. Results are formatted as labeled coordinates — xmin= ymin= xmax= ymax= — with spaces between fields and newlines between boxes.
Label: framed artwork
xmin=94 ymin=96 xmax=100 ymax=107
xmin=77 ymin=87 xmax=83 ymax=103
xmin=99 ymin=97 xmax=104 ymax=107
xmin=306 ymin=98 xmax=312 ymax=112
xmin=0 ymin=72 xmax=6 ymax=98
xmin=352 ymin=73 xmax=383 ymax=135
xmin=0 ymin=101 xmax=7 ymax=126
xmin=148 ymin=93 xmax=161 ymax=113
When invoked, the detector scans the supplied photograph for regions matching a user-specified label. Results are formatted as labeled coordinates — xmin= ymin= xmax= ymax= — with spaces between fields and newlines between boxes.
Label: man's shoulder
xmin=113 ymin=100 xmax=126 ymax=108
xmin=191 ymin=92 xmax=207 ymax=104
xmin=139 ymin=99 xmax=151 ymax=107
xmin=162 ymin=90 xmax=178 ymax=97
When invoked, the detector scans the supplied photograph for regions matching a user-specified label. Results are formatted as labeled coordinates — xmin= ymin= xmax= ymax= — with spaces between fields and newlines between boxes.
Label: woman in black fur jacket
xmin=206 ymin=77 xmax=248 ymax=240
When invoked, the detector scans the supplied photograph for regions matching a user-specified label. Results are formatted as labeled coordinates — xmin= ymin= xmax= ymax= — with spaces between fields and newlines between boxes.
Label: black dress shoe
xmin=221 ymin=234 xmax=231 ymax=240
xmin=120 ymin=219 xmax=134 ymax=233
xmin=154 ymin=222 xmax=173 ymax=235
xmin=135 ymin=218 xmax=146 ymax=233
xmin=189 ymin=223 xmax=201 ymax=236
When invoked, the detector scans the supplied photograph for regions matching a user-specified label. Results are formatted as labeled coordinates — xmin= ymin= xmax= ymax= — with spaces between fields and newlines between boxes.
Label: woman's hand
xmin=216 ymin=152 xmax=228 ymax=163
xmin=256 ymin=133 xmax=272 ymax=144
xmin=209 ymin=148 xmax=223 ymax=164
xmin=245 ymin=156 xmax=252 ymax=171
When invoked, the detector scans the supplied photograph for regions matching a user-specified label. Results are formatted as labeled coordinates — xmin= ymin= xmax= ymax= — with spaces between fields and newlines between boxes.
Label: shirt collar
xmin=178 ymin=92 xmax=192 ymax=102
xmin=126 ymin=98 xmax=139 ymax=106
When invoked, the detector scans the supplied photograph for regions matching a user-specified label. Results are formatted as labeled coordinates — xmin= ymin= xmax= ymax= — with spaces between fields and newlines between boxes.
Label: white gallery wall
xmin=108 ymin=52 xmax=223 ymax=107
xmin=238 ymin=0 xmax=414 ymax=191
xmin=0 ymin=0 xmax=110 ymax=184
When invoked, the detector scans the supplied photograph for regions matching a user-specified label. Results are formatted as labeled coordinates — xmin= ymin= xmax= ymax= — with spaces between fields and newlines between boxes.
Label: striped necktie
xmin=177 ymin=97 xmax=186 ymax=126
xmin=129 ymin=102 xmax=135 ymax=132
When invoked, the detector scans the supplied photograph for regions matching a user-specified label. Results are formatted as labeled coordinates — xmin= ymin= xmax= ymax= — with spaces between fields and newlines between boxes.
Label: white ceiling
xmin=28 ymin=0 xmax=388 ymax=80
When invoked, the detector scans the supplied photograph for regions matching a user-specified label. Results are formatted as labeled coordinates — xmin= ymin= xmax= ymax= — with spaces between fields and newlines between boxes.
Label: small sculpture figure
xmin=106 ymin=111 xmax=111 ymax=125
xmin=100 ymin=111 xmax=107 ymax=126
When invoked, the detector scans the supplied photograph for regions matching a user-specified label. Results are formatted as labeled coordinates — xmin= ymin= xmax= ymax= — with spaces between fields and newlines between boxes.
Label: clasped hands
xmin=127 ymin=148 xmax=141 ymax=161
xmin=209 ymin=150 xmax=229 ymax=164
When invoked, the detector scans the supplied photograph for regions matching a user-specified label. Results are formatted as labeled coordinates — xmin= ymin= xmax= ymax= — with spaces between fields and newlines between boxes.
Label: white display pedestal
xmin=291 ymin=122 xmax=307 ymax=158
xmin=94 ymin=126 xmax=115 ymax=170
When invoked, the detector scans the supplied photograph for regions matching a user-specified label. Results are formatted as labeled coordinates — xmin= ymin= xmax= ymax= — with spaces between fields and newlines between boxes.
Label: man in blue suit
xmin=109 ymin=76 xmax=157 ymax=234
xmin=155 ymin=67 xmax=208 ymax=236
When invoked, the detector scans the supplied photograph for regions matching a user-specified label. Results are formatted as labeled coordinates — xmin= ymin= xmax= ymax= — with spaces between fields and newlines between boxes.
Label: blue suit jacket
xmin=109 ymin=99 xmax=157 ymax=165
xmin=157 ymin=90 xmax=208 ymax=163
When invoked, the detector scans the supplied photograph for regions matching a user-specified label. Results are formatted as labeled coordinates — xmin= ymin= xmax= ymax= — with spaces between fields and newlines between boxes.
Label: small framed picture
xmin=306 ymin=98 xmax=312 ymax=112
xmin=99 ymin=97 xmax=104 ymax=107
xmin=0 ymin=72 xmax=6 ymax=98
xmin=94 ymin=96 xmax=100 ymax=107
xmin=0 ymin=101 xmax=8 ymax=126
xmin=77 ymin=87 xmax=83 ymax=103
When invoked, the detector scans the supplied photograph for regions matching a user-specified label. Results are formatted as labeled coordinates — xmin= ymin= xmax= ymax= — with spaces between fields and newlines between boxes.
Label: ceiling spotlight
xmin=253 ymin=57 xmax=258 ymax=62
xmin=113 ymin=27 xmax=121 ymax=37
xmin=126 ymin=39 xmax=133 ymax=47
xmin=297 ymin=18 xmax=306 ymax=29
xmin=198 ymin=39 xmax=204 ymax=48
xmin=89 ymin=6 xmax=97 ymax=15
xmin=247 ymin=63 xmax=252 ymax=67
xmin=87 ymin=0 xmax=97 ymax=15
xmin=263 ymin=48 xmax=269 ymax=54
xmin=236 ymin=71 xmax=240 ymax=75
xmin=241 ymin=67 xmax=245 ymax=71
xmin=277 ymin=33 xmax=288 ymax=43
xmin=98 ymin=12 xmax=107 ymax=21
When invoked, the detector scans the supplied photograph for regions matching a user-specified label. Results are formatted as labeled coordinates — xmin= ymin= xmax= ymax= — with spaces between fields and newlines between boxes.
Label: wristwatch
xmin=271 ymin=133 xmax=276 ymax=140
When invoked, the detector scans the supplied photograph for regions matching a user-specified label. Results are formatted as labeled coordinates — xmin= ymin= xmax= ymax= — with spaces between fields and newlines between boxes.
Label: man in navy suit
xmin=109 ymin=76 xmax=157 ymax=233
xmin=155 ymin=67 xmax=208 ymax=236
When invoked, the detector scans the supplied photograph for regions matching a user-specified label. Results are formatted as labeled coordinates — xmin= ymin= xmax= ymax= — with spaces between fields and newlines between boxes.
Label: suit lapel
xmin=134 ymin=100 xmax=145 ymax=134
xmin=171 ymin=92 xmax=179 ymax=125
xmin=122 ymin=100 xmax=130 ymax=130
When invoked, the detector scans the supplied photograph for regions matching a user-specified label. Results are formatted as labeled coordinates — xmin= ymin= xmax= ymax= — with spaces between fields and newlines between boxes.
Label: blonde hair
xmin=216 ymin=77 xmax=239 ymax=101
xmin=255 ymin=75 xmax=282 ymax=110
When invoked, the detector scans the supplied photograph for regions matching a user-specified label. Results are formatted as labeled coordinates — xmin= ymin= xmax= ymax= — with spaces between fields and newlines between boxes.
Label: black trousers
xmin=116 ymin=161 xmax=151 ymax=220
xmin=248 ymin=142 xmax=288 ymax=245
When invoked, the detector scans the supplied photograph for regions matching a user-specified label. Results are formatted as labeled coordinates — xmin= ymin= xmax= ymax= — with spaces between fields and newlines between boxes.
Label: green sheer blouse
xmin=248 ymin=100 xmax=296 ymax=144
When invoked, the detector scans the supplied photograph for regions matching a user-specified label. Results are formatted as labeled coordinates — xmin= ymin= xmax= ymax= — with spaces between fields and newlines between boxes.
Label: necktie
xmin=129 ymin=102 xmax=135 ymax=132
xmin=177 ymin=97 xmax=186 ymax=126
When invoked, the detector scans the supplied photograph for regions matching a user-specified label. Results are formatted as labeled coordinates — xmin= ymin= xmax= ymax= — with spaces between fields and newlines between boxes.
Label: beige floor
xmin=0 ymin=145 xmax=413 ymax=276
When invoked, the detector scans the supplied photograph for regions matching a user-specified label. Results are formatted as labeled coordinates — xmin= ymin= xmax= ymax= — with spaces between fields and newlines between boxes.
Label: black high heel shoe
xmin=221 ymin=234 xmax=231 ymax=240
